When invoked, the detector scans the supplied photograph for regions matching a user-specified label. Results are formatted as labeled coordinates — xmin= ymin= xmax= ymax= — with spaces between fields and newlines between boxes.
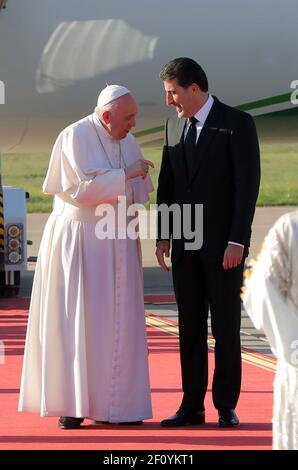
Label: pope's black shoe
xmin=218 ymin=409 xmax=239 ymax=427
xmin=58 ymin=416 xmax=84 ymax=429
xmin=160 ymin=410 xmax=205 ymax=427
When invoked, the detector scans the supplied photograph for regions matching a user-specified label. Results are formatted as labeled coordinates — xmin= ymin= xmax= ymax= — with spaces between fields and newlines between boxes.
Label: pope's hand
xmin=125 ymin=159 xmax=154 ymax=180
xmin=155 ymin=241 xmax=170 ymax=272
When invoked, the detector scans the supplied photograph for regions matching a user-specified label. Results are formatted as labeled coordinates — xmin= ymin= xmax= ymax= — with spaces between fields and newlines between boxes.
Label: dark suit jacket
xmin=157 ymin=96 xmax=261 ymax=264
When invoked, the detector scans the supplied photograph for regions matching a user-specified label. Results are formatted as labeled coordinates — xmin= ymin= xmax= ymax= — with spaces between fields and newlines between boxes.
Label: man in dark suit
xmin=156 ymin=57 xmax=260 ymax=427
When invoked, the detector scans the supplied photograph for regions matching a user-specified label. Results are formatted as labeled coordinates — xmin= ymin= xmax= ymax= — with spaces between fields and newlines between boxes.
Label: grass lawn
xmin=143 ymin=142 xmax=298 ymax=207
xmin=1 ymin=109 xmax=298 ymax=212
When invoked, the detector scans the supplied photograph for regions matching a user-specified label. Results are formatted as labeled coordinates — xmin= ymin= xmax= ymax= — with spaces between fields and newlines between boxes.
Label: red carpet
xmin=0 ymin=298 xmax=273 ymax=450
xmin=144 ymin=294 xmax=176 ymax=304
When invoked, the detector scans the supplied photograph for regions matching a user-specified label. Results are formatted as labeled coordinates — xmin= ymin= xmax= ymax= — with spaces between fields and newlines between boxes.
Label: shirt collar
xmin=193 ymin=94 xmax=214 ymax=125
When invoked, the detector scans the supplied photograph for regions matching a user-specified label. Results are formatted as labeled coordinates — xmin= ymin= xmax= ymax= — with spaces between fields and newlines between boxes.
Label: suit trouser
xmin=172 ymin=251 xmax=243 ymax=411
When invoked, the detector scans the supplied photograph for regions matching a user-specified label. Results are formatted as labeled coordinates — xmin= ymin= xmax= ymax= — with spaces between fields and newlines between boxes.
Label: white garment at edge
xmin=243 ymin=211 xmax=298 ymax=450
xmin=18 ymin=113 xmax=153 ymax=422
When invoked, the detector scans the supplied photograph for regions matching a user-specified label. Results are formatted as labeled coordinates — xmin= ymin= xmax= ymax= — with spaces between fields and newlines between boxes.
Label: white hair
xmin=95 ymin=100 xmax=117 ymax=116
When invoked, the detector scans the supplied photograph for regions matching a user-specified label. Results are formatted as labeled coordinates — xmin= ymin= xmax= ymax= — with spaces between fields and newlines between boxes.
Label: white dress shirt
xmin=184 ymin=94 xmax=214 ymax=143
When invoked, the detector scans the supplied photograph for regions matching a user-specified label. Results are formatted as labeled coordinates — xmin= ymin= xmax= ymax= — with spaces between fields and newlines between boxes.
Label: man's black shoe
xmin=218 ymin=409 xmax=239 ymax=427
xmin=58 ymin=416 xmax=84 ymax=429
xmin=160 ymin=410 xmax=205 ymax=427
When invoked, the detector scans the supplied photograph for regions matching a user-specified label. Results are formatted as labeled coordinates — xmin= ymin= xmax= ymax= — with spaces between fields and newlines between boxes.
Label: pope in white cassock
xmin=18 ymin=85 xmax=154 ymax=429
xmin=243 ymin=211 xmax=298 ymax=450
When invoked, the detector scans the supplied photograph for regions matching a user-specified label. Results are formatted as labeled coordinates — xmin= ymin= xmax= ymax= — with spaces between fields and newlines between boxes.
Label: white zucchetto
xmin=97 ymin=84 xmax=131 ymax=107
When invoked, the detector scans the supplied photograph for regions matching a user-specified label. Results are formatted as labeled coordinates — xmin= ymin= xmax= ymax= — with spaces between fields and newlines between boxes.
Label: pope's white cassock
xmin=18 ymin=112 xmax=153 ymax=422
xmin=243 ymin=211 xmax=298 ymax=450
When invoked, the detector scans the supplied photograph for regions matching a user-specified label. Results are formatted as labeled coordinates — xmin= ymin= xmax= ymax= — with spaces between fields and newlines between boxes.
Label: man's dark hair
xmin=159 ymin=57 xmax=208 ymax=92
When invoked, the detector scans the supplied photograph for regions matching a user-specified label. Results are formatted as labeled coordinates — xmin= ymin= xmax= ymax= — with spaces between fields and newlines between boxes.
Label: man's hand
xmin=125 ymin=159 xmax=154 ymax=180
xmin=155 ymin=241 xmax=170 ymax=272
xmin=222 ymin=244 xmax=244 ymax=270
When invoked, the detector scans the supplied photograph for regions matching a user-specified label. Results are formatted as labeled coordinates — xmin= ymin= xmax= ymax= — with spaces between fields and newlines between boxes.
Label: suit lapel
xmin=189 ymin=97 xmax=224 ymax=183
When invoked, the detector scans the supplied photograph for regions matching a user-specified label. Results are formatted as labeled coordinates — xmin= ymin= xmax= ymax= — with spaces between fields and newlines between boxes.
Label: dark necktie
xmin=184 ymin=116 xmax=198 ymax=173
